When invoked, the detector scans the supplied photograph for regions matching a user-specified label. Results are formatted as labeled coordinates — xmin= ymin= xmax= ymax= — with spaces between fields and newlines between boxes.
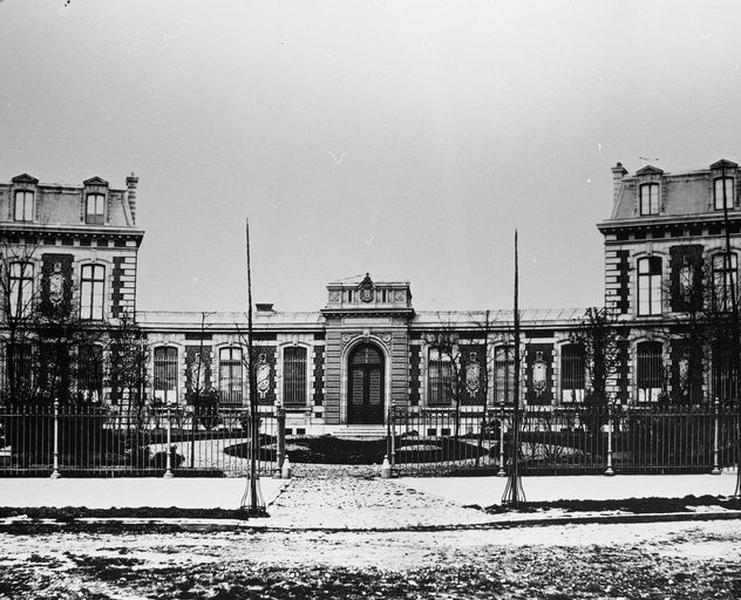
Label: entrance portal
xmin=347 ymin=343 xmax=385 ymax=424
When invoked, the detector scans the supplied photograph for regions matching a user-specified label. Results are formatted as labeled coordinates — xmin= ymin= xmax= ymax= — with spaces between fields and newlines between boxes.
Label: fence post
xmin=497 ymin=405 xmax=506 ymax=477
xmin=604 ymin=399 xmax=615 ymax=476
xmin=163 ymin=405 xmax=174 ymax=479
xmin=711 ymin=398 xmax=721 ymax=475
xmin=275 ymin=403 xmax=286 ymax=477
xmin=50 ymin=399 xmax=61 ymax=479
xmin=390 ymin=400 xmax=396 ymax=469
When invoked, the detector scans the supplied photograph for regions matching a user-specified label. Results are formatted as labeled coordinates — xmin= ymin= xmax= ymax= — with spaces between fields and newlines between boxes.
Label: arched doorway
xmin=347 ymin=342 xmax=385 ymax=424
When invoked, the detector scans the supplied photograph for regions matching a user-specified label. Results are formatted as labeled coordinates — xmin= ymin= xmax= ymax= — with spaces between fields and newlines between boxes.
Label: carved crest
xmin=532 ymin=350 xmax=547 ymax=396
xmin=256 ymin=353 xmax=271 ymax=398
xmin=465 ymin=352 xmax=481 ymax=398
xmin=49 ymin=263 xmax=64 ymax=306
xmin=358 ymin=273 xmax=374 ymax=303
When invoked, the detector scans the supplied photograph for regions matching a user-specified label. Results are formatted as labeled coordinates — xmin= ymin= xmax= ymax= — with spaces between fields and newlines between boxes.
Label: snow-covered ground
xmin=2 ymin=520 xmax=741 ymax=599
xmin=0 ymin=471 xmax=739 ymax=529
xmin=0 ymin=477 xmax=286 ymax=510
xmin=399 ymin=470 xmax=740 ymax=506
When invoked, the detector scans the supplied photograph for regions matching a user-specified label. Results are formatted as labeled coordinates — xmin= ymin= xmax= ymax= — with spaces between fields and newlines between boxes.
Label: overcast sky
xmin=2 ymin=1 xmax=741 ymax=313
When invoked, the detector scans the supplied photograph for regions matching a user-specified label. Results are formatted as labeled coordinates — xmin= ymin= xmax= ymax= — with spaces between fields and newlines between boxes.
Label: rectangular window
xmin=9 ymin=262 xmax=34 ymax=318
xmin=639 ymin=183 xmax=659 ymax=215
xmin=154 ymin=347 xmax=178 ymax=404
xmin=283 ymin=346 xmax=307 ymax=407
xmin=219 ymin=347 xmax=243 ymax=405
xmin=637 ymin=341 xmax=663 ymax=402
xmin=14 ymin=190 xmax=34 ymax=222
xmin=712 ymin=343 xmax=737 ymax=403
xmin=712 ymin=254 xmax=737 ymax=312
xmin=6 ymin=342 xmax=33 ymax=393
xmin=428 ymin=348 xmax=453 ymax=406
xmin=560 ymin=344 xmax=585 ymax=403
xmin=714 ymin=177 xmax=735 ymax=210
xmin=494 ymin=346 xmax=516 ymax=404
xmin=80 ymin=264 xmax=105 ymax=320
xmin=78 ymin=344 xmax=104 ymax=402
xmin=637 ymin=257 xmax=662 ymax=316
xmin=86 ymin=193 xmax=105 ymax=224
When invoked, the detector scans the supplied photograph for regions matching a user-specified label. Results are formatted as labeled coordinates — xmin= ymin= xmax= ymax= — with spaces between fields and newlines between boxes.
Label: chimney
xmin=611 ymin=162 xmax=628 ymax=204
xmin=126 ymin=172 xmax=139 ymax=225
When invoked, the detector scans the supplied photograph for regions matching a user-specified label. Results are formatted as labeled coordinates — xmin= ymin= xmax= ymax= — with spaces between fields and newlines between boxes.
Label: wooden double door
xmin=347 ymin=343 xmax=385 ymax=424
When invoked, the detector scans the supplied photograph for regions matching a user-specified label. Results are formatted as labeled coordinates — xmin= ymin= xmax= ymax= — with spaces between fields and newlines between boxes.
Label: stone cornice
xmin=597 ymin=211 xmax=741 ymax=233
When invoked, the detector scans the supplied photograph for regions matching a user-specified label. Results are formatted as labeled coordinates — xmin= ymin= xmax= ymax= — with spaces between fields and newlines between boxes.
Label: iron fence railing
xmin=387 ymin=402 xmax=740 ymax=476
xmin=0 ymin=403 xmax=281 ymax=477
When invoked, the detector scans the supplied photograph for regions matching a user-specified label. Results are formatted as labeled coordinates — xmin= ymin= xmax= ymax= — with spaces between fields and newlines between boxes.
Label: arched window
xmin=427 ymin=347 xmax=453 ymax=406
xmin=494 ymin=345 xmax=516 ymax=404
xmin=283 ymin=346 xmax=307 ymax=407
xmin=9 ymin=262 xmax=33 ymax=318
xmin=14 ymin=190 xmax=34 ymax=222
xmin=714 ymin=177 xmax=735 ymax=210
xmin=218 ymin=347 xmax=243 ymax=405
xmin=712 ymin=253 xmax=737 ymax=312
xmin=639 ymin=183 xmax=659 ymax=215
xmin=153 ymin=346 xmax=178 ymax=404
xmin=78 ymin=344 xmax=104 ymax=402
xmin=560 ymin=343 xmax=585 ymax=403
xmin=80 ymin=264 xmax=105 ymax=320
xmin=86 ymin=193 xmax=105 ymax=224
xmin=636 ymin=341 xmax=663 ymax=402
xmin=637 ymin=257 xmax=662 ymax=316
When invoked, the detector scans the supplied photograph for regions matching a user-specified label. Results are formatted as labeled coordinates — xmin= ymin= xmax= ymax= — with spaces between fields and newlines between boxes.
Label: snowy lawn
xmin=0 ymin=477 xmax=286 ymax=510
xmin=398 ymin=470 xmax=740 ymax=506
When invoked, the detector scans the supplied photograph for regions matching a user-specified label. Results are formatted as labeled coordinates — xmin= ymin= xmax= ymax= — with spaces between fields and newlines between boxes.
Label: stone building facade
xmin=1 ymin=160 xmax=739 ymax=432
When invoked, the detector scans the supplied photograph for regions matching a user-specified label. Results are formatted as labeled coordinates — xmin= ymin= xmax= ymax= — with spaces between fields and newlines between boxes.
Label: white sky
xmin=2 ymin=1 xmax=741 ymax=312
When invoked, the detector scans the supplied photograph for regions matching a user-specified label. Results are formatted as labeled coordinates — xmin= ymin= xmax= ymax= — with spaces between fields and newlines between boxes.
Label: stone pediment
xmin=11 ymin=173 xmax=39 ymax=184
xmin=710 ymin=159 xmax=738 ymax=171
xmin=635 ymin=165 xmax=664 ymax=176
xmin=83 ymin=176 xmax=109 ymax=187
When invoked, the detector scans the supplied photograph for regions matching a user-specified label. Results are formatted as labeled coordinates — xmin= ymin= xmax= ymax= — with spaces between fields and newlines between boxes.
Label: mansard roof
xmin=603 ymin=159 xmax=741 ymax=225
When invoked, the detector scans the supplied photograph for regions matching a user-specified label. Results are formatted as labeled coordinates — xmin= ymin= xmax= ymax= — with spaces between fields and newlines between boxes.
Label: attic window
xmin=86 ymin=193 xmax=105 ymax=224
xmin=714 ymin=177 xmax=734 ymax=211
xmin=639 ymin=183 xmax=659 ymax=216
xmin=14 ymin=190 xmax=34 ymax=222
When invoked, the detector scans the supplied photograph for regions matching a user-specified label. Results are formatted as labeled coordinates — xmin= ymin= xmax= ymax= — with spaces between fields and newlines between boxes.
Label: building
xmin=601 ymin=159 xmax=741 ymax=405
xmin=0 ymin=173 xmax=143 ymax=403
xmin=1 ymin=160 xmax=739 ymax=434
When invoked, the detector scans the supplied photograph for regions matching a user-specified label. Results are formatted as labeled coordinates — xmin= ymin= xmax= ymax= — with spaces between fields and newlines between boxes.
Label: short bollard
xmin=380 ymin=455 xmax=391 ymax=479
xmin=281 ymin=456 xmax=292 ymax=479
xmin=604 ymin=401 xmax=615 ymax=477
xmin=163 ymin=406 xmax=174 ymax=479
xmin=50 ymin=399 xmax=61 ymax=480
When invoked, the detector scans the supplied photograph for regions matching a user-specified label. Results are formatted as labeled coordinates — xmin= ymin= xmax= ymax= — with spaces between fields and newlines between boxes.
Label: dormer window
xmin=714 ymin=177 xmax=735 ymax=210
xmin=13 ymin=190 xmax=34 ymax=222
xmin=85 ymin=193 xmax=105 ymax=224
xmin=639 ymin=183 xmax=659 ymax=216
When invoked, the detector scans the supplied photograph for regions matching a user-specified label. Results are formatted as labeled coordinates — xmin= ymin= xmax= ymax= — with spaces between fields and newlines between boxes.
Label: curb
xmin=1 ymin=509 xmax=740 ymax=534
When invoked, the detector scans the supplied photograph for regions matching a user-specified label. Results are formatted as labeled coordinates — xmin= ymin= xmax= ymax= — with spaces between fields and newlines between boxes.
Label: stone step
xmin=330 ymin=426 xmax=388 ymax=440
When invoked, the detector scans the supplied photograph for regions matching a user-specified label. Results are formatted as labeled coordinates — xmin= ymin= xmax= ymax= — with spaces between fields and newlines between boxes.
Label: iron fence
xmin=388 ymin=402 xmax=740 ymax=476
xmin=0 ymin=403 xmax=281 ymax=477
